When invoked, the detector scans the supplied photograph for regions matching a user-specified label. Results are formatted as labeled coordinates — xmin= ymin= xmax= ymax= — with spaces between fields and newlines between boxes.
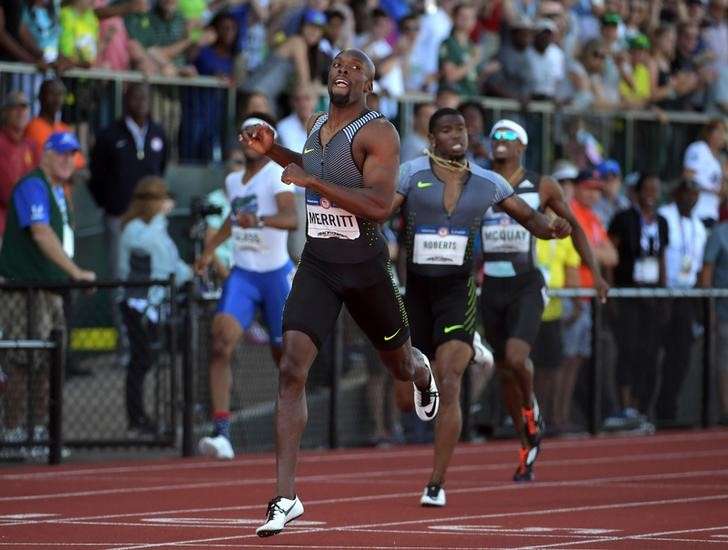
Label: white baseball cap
xmin=489 ymin=119 xmax=528 ymax=145
xmin=240 ymin=116 xmax=277 ymax=139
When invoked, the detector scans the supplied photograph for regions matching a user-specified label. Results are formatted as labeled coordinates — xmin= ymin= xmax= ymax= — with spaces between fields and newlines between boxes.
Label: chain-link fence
xmin=0 ymin=280 xmax=180 ymax=464
xmin=184 ymin=294 xmax=396 ymax=455
xmin=3 ymin=280 xmax=726 ymax=464
xmin=541 ymin=289 xmax=723 ymax=434
xmin=0 ymin=333 xmax=63 ymax=464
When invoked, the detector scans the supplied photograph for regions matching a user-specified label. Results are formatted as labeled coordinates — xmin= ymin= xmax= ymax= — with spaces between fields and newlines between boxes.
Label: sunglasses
xmin=492 ymin=129 xmax=520 ymax=142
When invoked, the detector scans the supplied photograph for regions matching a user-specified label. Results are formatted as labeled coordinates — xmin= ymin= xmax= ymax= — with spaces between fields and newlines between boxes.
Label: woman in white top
xmin=118 ymin=176 xmax=192 ymax=435
xmin=683 ymin=118 xmax=727 ymax=228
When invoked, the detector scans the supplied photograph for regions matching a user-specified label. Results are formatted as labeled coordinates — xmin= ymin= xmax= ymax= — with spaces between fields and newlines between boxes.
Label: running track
xmin=1 ymin=429 xmax=728 ymax=549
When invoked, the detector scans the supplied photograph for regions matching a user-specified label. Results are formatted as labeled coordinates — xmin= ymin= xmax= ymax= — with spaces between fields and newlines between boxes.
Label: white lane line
xmin=0 ymin=494 xmax=728 ymax=550
xmin=105 ymin=494 xmax=728 ymax=549
xmin=1 ymin=467 xmax=726 ymax=529
xmin=513 ymin=524 xmax=728 ymax=549
xmin=2 ymin=429 xmax=727 ymax=481
xmin=2 ymin=447 xmax=727 ymax=504
xmin=116 ymin=545 xmax=508 ymax=550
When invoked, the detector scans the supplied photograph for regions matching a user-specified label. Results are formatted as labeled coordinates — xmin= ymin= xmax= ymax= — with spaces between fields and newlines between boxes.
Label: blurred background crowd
xmin=0 ymin=0 xmax=726 ymax=113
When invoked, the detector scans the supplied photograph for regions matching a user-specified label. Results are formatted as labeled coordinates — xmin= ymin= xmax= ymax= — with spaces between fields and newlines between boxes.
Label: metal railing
xmin=0 ymin=61 xmax=715 ymax=173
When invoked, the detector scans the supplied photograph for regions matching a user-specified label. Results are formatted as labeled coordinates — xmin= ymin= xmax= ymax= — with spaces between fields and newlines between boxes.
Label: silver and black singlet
xmin=301 ymin=110 xmax=387 ymax=263
xmin=398 ymin=156 xmax=513 ymax=277
xmin=481 ymin=169 xmax=543 ymax=278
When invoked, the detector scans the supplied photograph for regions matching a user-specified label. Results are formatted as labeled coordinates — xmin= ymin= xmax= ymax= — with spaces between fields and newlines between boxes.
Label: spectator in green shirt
xmin=438 ymin=3 xmax=481 ymax=97
xmin=125 ymin=0 xmax=209 ymax=76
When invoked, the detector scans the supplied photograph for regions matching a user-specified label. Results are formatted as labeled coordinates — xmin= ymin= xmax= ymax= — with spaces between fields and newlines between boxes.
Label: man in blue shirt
xmin=0 ymin=131 xmax=95 ymax=448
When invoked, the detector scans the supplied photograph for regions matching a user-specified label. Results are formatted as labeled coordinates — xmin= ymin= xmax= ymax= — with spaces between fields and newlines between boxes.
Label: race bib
xmin=481 ymin=216 xmax=530 ymax=254
xmin=232 ymin=226 xmax=264 ymax=252
xmin=306 ymin=197 xmax=360 ymax=240
xmin=413 ymin=226 xmax=468 ymax=266
xmin=633 ymin=256 xmax=659 ymax=284
xmin=483 ymin=261 xmax=517 ymax=277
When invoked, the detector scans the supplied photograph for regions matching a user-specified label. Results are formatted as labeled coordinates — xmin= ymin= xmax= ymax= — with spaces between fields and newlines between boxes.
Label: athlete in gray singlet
xmin=481 ymin=119 xmax=609 ymax=482
xmin=242 ymin=49 xmax=440 ymax=537
xmin=392 ymin=109 xmax=572 ymax=507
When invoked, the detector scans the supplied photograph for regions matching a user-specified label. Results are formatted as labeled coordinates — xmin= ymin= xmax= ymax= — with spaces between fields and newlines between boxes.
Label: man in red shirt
xmin=570 ymin=171 xmax=619 ymax=288
xmin=25 ymin=79 xmax=85 ymax=171
xmin=0 ymin=92 xmax=38 ymax=240
xmin=560 ymin=170 xmax=618 ymax=431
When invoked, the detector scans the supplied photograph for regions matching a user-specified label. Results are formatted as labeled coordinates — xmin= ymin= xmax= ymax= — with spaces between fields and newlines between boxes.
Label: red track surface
xmin=1 ymin=429 xmax=728 ymax=549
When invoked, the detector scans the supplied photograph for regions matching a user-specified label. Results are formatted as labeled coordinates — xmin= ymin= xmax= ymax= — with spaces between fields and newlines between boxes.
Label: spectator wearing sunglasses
xmin=565 ymin=39 xmax=621 ymax=109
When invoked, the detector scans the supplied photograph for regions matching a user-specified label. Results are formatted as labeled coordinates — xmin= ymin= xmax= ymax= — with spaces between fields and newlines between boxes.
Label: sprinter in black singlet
xmin=241 ymin=49 xmax=440 ymax=537
xmin=393 ymin=108 xmax=572 ymax=508
xmin=481 ymin=120 xmax=609 ymax=482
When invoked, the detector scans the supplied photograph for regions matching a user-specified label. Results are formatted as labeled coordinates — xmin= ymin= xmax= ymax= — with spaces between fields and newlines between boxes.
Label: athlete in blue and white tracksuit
xmin=197 ymin=113 xmax=298 ymax=460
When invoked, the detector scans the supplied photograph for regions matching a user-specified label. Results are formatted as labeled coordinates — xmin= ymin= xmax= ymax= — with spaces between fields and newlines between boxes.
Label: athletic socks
xmin=213 ymin=411 xmax=231 ymax=439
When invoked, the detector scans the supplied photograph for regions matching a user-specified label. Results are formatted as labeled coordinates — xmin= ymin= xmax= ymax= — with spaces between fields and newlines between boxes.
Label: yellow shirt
xmin=619 ymin=63 xmax=651 ymax=103
xmin=59 ymin=7 xmax=99 ymax=64
xmin=536 ymin=237 xmax=580 ymax=321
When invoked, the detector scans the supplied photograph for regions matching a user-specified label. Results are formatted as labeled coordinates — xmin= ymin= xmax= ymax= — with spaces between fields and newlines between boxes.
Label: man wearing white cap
xmin=195 ymin=112 xmax=298 ymax=461
xmin=480 ymin=119 xmax=608 ymax=482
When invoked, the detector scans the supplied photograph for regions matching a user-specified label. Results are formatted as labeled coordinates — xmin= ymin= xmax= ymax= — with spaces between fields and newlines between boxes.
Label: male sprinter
xmin=242 ymin=49 xmax=439 ymax=537
xmin=481 ymin=119 xmax=608 ymax=481
xmin=196 ymin=113 xmax=298 ymax=459
xmin=394 ymin=109 xmax=571 ymax=506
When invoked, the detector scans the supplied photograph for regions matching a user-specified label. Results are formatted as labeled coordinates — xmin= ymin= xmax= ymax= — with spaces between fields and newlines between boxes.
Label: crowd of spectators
xmin=0 ymin=0 xmax=726 ymax=116
xmin=525 ymin=117 xmax=726 ymax=432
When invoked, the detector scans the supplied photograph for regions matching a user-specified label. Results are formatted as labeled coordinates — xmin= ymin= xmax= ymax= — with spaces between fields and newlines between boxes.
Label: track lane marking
xmin=2 ymin=429 xmax=727 ymax=482
xmin=2 ymin=447 xmax=727 ymax=503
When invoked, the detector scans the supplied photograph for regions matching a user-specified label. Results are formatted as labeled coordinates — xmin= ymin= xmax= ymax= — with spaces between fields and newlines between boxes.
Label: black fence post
xmin=702 ymin=296 xmax=716 ymax=428
xmin=168 ymin=275 xmax=178 ymax=446
xmin=589 ymin=296 xmax=603 ymax=435
xmin=48 ymin=329 xmax=64 ymax=465
xmin=329 ymin=315 xmax=342 ymax=450
xmin=460 ymin=366 xmax=472 ymax=442
xmin=182 ymin=283 xmax=196 ymax=457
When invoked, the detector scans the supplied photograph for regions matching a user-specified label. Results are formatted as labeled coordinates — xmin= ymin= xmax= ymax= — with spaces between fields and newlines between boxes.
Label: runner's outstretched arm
xmin=280 ymin=119 xmax=400 ymax=223
xmin=500 ymin=194 xmax=572 ymax=239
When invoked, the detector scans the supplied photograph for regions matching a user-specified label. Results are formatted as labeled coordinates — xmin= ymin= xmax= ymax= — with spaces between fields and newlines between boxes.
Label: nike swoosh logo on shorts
xmin=443 ymin=324 xmax=464 ymax=334
xmin=384 ymin=328 xmax=401 ymax=341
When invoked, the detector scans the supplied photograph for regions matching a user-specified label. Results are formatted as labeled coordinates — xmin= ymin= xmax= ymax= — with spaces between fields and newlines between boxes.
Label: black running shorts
xmin=480 ymin=269 xmax=545 ymax=361
xmin=531 ymin=318 xmax=563 ymax=370
xmin=405 ymin=271 xmax=476 ymax=359
xmin=283 ymin=249 xmax=409 ymax=350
